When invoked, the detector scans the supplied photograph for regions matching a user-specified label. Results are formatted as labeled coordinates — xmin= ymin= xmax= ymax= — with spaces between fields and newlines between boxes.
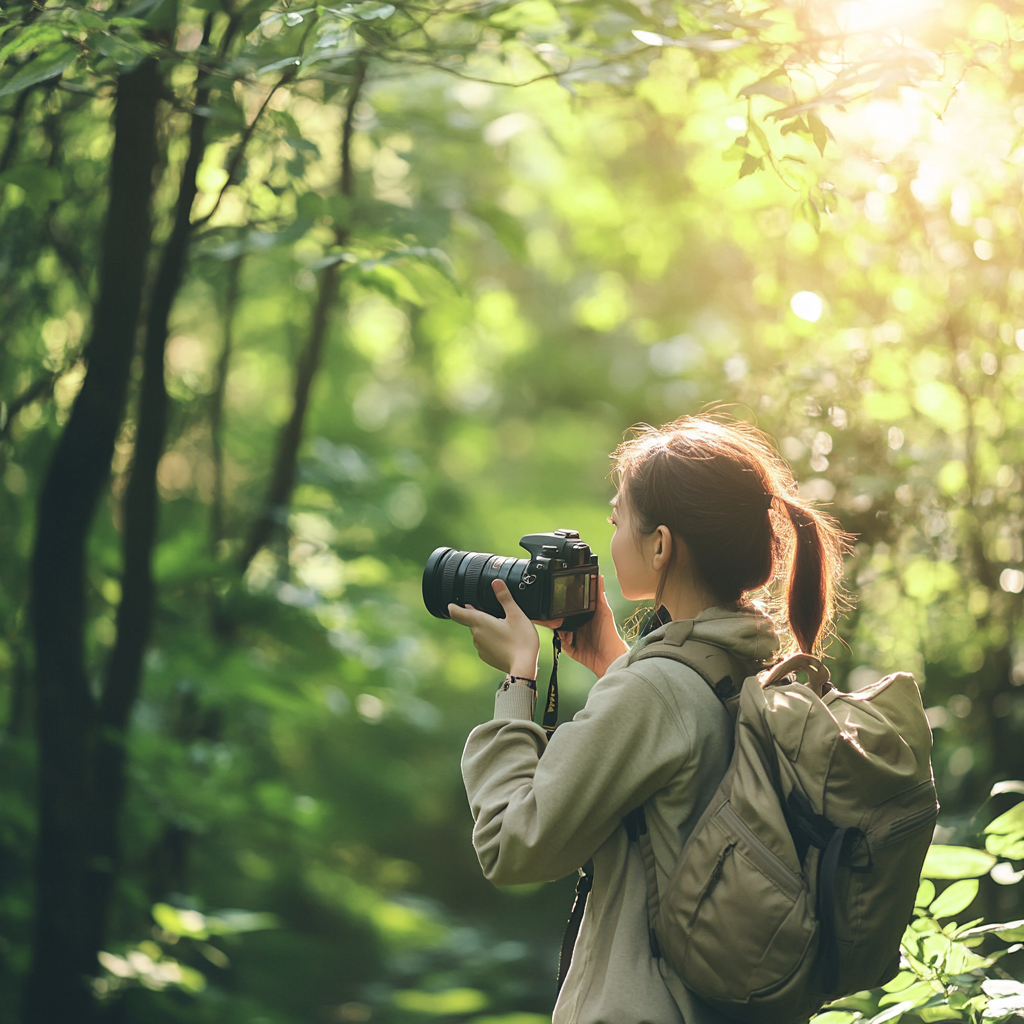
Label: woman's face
xmin=609 ymin=490 xmax=660 ymax=602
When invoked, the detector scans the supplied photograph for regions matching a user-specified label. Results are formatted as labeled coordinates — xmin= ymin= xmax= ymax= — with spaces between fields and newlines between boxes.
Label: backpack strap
xmin=631 ymin=623 xmax=762 ymax=717
xmin=625 ymin=630 xmax=766 ymax=959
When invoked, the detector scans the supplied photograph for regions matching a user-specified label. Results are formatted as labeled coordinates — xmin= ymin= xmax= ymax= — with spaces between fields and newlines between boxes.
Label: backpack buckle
xmin=760 ymin=653 xmax=830 ymax=697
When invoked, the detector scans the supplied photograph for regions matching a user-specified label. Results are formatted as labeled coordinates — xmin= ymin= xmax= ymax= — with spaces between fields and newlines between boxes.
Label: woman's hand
xmin=448 ymin=579 xmax=540 ymax=680
xmin=539 ymin=574 xmax=628 ymax=679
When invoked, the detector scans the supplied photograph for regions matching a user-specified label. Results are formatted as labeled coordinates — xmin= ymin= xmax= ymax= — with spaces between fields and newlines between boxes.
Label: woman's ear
xmin=651 ymin=525 xmax=673 ymax=572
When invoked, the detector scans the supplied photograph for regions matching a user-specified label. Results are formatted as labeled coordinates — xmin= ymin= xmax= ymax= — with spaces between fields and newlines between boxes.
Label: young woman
xmin=449 ymin=415 xmax=849 ymax=1024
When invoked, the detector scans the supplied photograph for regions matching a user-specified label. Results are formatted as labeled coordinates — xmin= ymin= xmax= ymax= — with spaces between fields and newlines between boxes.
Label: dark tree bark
xmin=240 ymin=61 xmax=367 ymax=572
xmin=89 ymin=23 xmax=217 ymax=955
xmin=25 ymin=58 xmax=160 ymax=1024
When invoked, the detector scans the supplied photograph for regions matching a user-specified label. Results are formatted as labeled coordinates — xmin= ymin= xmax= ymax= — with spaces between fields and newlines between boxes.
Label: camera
xmin=422 ymin=530 xmax=599 ymax=631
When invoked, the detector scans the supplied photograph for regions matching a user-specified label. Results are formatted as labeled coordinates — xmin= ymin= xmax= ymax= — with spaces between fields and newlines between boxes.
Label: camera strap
xmin=542 ymin=633 xmax=561 ymax=738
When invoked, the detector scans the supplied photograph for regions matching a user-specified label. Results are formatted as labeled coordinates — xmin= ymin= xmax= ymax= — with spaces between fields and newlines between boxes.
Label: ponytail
xmin=614 ymin=416 xmax=853 ymax=657
xmin=777 ymin=497 xmax=846 ymax=654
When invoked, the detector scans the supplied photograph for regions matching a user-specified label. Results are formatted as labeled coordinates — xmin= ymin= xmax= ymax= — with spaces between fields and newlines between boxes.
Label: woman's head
xmin=611 ymin=415 xmax=852 ymax=655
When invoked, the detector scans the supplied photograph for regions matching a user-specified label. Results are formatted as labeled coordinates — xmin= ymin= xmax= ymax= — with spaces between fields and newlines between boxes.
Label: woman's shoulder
xmin=591 ymin=649 xmax=728 ymax=728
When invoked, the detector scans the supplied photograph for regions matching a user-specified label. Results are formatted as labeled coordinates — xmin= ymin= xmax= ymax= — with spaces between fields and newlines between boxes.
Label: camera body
xmin=422 ymin=529 xmax=599 ymax=631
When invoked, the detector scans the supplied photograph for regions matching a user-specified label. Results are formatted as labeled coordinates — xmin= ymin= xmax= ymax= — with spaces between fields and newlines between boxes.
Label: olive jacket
xmin=461 ymin=605 xmax=781 ymax=1024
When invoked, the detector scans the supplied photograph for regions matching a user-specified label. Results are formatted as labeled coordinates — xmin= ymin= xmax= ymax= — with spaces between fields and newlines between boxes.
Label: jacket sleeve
xmin=461 ymin=661 xmax=694 ymax=885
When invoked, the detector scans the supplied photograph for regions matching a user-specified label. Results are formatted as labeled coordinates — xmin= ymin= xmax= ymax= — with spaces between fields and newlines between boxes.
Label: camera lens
xmin=461 ymin=553 xmax=493 ymax=608
xmin=422 ymin=547 xmax=527 ymax=619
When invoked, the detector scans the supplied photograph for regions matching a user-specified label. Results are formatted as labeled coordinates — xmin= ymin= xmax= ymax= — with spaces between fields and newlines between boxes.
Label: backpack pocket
xmin=667 ymin=801 xmax=814 ymax=1005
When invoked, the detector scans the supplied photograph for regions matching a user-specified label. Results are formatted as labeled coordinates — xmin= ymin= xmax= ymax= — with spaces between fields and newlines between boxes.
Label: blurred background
xmin=3 ymin=0 xmax=1024 ymax=1020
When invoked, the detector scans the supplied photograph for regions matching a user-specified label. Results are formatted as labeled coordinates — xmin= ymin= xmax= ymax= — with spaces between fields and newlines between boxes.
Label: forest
xmin=3 ymin=0 xmax=1024 ymax=1020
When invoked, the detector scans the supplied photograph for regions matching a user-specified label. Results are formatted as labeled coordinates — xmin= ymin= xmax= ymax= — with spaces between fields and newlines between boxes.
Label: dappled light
xmin=4 ymin=0 xmax=1024 ymax=1020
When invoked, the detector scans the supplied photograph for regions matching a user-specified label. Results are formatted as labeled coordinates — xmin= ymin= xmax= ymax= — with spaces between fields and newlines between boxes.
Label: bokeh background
xmin=4 ymin=0 xmax=1024 ymax=1020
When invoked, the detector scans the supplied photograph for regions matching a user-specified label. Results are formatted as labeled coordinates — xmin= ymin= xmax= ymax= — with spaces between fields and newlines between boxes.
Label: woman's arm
xmin=461 ymin=663 xmax=692 ymax=886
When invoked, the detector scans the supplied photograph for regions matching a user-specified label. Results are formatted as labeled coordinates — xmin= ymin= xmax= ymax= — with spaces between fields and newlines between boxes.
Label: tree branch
xmin=239 ymin=60 xmax=367 ymax=573
xmin=0 ymin=373 xmax=56 ymax=440
xmin=210 ymin=253 xmax=243 ymax=552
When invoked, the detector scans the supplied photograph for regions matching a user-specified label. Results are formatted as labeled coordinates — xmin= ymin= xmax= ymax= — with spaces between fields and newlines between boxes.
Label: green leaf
xmin=68 ymin=8 xmax=107 ymax=30
xmin=205 ymin=909 xmax=279 ymax=934
xmin=921 ymin=846 xmax=997 ymax=879
xmin=916 ymin=880 xmax=936 ymax=907
xmin=354 ymin=2 xmax=395 ymax=19
xmin=780 ymin=117 xmax=809 ymax=136
xmin=748 ymin=119 xmax=770 ymax=155
xmin=0 ymin=23 xmax=63 ymax=63
xmin=990 ymin=781 xmax=1024 ymax=798
xmin=802 ymin=196 xmax=821 ymax=232
xmin=152 ymin=902 xmax=209 ymax=939
xmin=472 ymin=204 xmax=527 ymax=261
xmin=257 ymin=55 xmax=303 ymax=75
xmin=867 ymin=999 xmax=917 ymax=1023
xmin=957 ymin=919 xmax=1024 ymax=939
xmin=984 ymin=800 xmax=1024 ymax=838
xmin=722 ymin=138 xmax=749 ymax=162
xmin=739 ymin=153 xmax=762 ymax=178
xmin=985 ymin=833 xmax=1024 ymax=859
xmin=884 ymin=972 xmax=919 ymax=994
xmin=738 ymin=73 xmax=790 ymax=101
xmin=878 ymin=981 xmax=936 ymax=1008
xmin=356 ymin=263 xmax=424 ymax=305
xmin=826 ymin=990 xmax=882 ymax=1013
xmin=930 ymin=879 xmax=979 ymax=919
xmin=93 ymin=32 xmax=146 ymax=67
xmin=807 ymin=112 xmax=830 ymax=156
xmin=0 ymin=44 xmax=78 ymax=98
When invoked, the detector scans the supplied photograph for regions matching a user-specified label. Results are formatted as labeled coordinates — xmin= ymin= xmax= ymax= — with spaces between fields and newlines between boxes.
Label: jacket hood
xmin=635 ymin=604 xmax=781 ymax=665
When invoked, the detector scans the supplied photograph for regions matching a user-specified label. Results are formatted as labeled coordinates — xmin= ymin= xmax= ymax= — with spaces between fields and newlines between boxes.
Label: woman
xmin=450 ymin=416 xmax=849 ymax=1024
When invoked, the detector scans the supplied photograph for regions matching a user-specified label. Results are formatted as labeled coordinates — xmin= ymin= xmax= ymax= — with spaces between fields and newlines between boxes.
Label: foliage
xmin=3 ymin=0 xmax=1024 ymax=1019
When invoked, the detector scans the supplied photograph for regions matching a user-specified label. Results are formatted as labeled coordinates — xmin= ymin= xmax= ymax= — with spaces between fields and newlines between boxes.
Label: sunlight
xmin=834 ymin=0 xmax=943 ymax=34
xmin=790 ymin=291 xmax=824 ymax=322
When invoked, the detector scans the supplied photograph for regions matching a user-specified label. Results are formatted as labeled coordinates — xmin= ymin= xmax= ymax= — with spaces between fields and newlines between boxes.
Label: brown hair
xmin=612 ymin=415 xmax=852 ymax=655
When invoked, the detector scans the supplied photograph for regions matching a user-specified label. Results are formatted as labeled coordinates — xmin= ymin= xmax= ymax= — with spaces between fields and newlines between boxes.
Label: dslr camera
xmin=422 ymin=530 xmax=599 ymax=631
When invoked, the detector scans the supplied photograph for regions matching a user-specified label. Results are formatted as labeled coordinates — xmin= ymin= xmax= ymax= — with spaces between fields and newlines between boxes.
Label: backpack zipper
xmin=875 ymin=803 xmax=937 ymax=847
xmin=688 ymin=842 xmax=735 ymax=928
xmin=719 ymin=803 xmax=803 ymax=898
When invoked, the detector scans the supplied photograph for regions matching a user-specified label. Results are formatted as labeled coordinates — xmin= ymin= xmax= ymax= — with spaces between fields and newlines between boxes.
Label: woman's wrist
xmin=501 ymin=672 xmax=537 ymax=690
xmin=510 ymin=658 xmax=539 ymax=679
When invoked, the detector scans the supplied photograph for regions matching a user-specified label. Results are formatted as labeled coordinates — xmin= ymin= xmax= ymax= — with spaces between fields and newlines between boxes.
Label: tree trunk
xmin=240 ymin=61 xmax=366 ymax=573
xmin=25 ymin=58 xmax=160 ymax=1024
xmin=89 ymin=41 xmax=216 ymax=956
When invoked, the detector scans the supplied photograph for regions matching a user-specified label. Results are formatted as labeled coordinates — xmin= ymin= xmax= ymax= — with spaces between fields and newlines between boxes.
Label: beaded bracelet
xmin=500 ymin=674 xmax=537 ymax=692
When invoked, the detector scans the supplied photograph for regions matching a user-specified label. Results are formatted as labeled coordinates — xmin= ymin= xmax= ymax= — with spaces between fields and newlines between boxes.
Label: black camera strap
xmin=542 ymin=632 xmax=561 ymax=738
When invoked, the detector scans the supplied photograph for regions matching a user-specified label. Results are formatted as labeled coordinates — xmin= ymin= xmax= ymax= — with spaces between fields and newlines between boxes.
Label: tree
xmin=3 ymin=0 xmax=1024 ymax=1020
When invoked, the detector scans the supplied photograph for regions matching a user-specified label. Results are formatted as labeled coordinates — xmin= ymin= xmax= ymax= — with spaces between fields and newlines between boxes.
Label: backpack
xmin=624 ymin=619 xmax=938 ymax=1023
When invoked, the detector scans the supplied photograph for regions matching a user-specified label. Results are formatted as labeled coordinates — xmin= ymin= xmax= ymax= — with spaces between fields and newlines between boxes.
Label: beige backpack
xmin=625 ymin=621 xmax=938 ymax=1023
